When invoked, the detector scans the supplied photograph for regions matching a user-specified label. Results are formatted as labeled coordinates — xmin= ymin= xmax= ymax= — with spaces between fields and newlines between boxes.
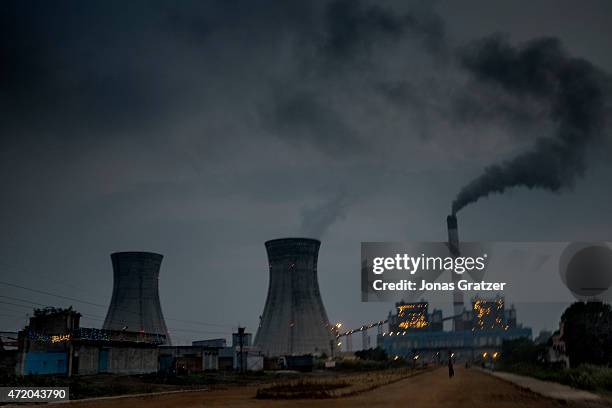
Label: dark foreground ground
xmin=58 ymin=367 xmax=612 ymax=408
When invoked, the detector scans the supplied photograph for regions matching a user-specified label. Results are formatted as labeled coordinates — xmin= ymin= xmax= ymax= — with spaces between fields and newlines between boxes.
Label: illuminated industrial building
xmin=388 ymin=301 xmax=443 ymax=332
xmin=379 ymin=297 xmax=530 ymax=362
xmin=472 ymin=296 xmax=511 ymax=330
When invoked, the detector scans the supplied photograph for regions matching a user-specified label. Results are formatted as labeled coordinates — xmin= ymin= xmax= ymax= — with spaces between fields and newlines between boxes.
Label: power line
xmin=0 ymin=280 xmax=233 ymax=329
xmin=0 ymin=296 xmax=230 ymax=336
xmin=0 ymin=299 xmax=105 ymax=322
xmin=0 ymin=252 xmax=239 ymax=331
xmin=0 ymin=281 xmax=105 ymax=308
xmin=0 ymin=260 xmax=103 ymax=299
xmin=0 ymin=313 xmax=25 ymax=318
xmin=0 ymin=307 xmax=29 ymax=316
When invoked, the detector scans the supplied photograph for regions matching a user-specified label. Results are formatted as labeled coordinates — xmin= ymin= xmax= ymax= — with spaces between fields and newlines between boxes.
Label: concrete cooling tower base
xmin=103 ymin=252 xmax=171 ymax=345
xmin=254 ymin=238 xmax=335 ymax=356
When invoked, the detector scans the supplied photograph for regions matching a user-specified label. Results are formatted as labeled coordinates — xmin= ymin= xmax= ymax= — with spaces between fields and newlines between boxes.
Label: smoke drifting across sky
xmin=300 ymin=193 xmax=350 ymax=239
xmin=452 ymin=36 xmax=610 ymax=214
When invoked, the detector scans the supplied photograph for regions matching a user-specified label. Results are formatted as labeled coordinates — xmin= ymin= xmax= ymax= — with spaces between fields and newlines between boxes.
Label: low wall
xmin=108 ymin=347 xmax=158 ymax=374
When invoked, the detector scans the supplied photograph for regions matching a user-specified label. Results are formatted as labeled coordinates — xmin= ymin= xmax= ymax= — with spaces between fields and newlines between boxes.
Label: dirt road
xmin=65 ymin=367 xmax=611 ymax=408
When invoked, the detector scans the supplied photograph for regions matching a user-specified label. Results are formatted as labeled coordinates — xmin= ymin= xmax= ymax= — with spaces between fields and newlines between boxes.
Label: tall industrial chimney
xmin=254 ymin=238 xmax=336 ymax=356
xmin=103 ymin=252 xmax=171 ymax=344
xmin=447 ymin=215 xmax=464 ymax=331
xmin=447 ymin=214 xmax=459 ymax=256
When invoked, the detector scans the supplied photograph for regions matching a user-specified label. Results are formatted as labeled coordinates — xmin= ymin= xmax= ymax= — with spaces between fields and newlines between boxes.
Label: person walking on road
xmin=448 ymin=352 xmax=455 ymax=378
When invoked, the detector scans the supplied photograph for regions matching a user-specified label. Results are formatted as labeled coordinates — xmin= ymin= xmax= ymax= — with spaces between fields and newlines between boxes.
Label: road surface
xmin=63 ymin=367 xmax=611 ymax=408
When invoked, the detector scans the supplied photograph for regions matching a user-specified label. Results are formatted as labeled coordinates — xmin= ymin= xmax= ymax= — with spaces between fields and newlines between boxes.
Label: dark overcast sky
xmin=1 ymin=0 xmax=612 ymax=344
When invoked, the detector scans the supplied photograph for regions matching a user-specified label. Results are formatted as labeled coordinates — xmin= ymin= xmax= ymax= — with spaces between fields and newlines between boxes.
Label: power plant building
xmin=379 ymin=297 xmax=530 ymax=362
xmin=254 ymin=238 xmax=336 ymax=356
xmin=388 ymin=301 xmax=443 ymax=332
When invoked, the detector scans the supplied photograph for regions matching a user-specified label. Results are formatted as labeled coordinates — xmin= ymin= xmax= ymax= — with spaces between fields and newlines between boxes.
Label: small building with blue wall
xmin=16 ymin=307 xmax=163 ymax=376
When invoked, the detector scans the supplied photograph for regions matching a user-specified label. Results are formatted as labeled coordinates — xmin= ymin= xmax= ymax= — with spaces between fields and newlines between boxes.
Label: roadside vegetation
xmin=497 ymin=302 xmax=612 ymax=393
xmin=500 ymin=363 xmax=612 ymax=392
xmin=256 ymin=367 xmax=428 ymax=399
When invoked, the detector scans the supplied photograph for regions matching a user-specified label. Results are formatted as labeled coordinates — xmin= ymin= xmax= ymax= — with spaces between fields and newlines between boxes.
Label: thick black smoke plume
xmin=452 ymin=36 xmax=606 ymax=214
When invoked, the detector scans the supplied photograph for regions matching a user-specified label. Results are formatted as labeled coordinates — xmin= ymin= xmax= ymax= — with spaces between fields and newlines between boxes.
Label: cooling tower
xmin=103 ymin=252 xmax=171 ymax=344
xmin=254 ymin=238 xmax=335 ymax=356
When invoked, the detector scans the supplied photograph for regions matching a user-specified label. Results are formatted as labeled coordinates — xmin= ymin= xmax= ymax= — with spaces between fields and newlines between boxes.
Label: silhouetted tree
xmin=562 ymin=302 xmax=612 ymax=367
xmin=500 ymin=337 xmax=547 ymax=367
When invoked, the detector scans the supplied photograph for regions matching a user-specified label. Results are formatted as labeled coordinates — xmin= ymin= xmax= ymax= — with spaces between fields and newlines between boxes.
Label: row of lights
xmin=382 ymin=331 xmax=408 ymax=336
xmin=28 ymin=329 xmax=166 ymax=345
xmin=392 ymin=355 xmax=419 ymax=360
xmin=392 ymin=351 xmax=496 ymax=361
xmin=334 ymin=320 xmax=387 ymax=337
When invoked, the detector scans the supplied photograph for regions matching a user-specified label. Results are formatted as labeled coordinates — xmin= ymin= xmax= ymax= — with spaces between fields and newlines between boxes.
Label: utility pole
xmin=238 ymin=327 xmax=245 ymax=373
